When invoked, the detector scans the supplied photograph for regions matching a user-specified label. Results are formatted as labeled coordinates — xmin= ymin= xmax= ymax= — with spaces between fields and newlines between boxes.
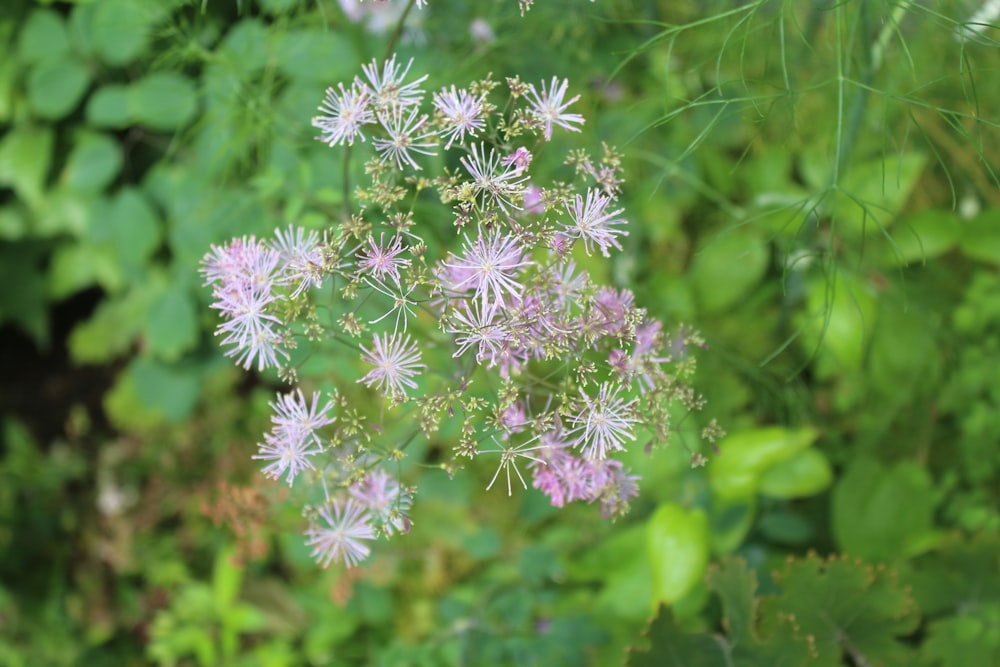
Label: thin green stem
xmin=383 ymin=0 xmax=417 ymax=62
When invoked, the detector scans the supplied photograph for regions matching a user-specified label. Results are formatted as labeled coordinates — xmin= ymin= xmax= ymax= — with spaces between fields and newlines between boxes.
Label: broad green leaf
xmin=105 ymin=357 xmax=201 ymax=429
xmin=710 ymin=496 xmax=756 ymax=555
xmin=91 ymin=0 xmax=157 ymax=66
xmin=798 ymin=269 xmax=877 ymax=376
xmin=217 ymin=19 xmax=270 ymax=76
xmin=0 ymin=245 xmax=48 ymax=346
xmin=959 ymin=209 xmax=1000 ymax=266
xmin=757 ymin=448 xmax=833 ymax=499
xmin=625 ymin=607 xmax=727 ymax=667
xmin=834 ymin=151 xmax=927 ymax=238
xmin=27 ymin=56 xmax=90 ymax=120
xmin=129 ymin=72 xmax=197 ymax=131
xmin=143 ymin=285 xmax=198 ymax=361
xmin=0 ymin=57 xmax=15 ymax=123
xmin=832 ymin=458 xmax=941 ymax=561
xmin=86 ymin=84 xmax=130 ymax=128
xmin=94 ymin=188 xmax=161 ymax=274
xmin=61 ymin=132 xmax=121 ymax=192
xmin=647 ymin=503 xmax=709 ymax=607
xmin=274 ymin=28 xmax=356 ymax=84
xmin=709 ymin=426 xmax=819 ymax=501
xmin=49 ymin=241 xmax=120 ymax=300
xmin=212 ymin=548 xmax=242 ymax=611
xmin=689 ymin=228 xmax=768 ymax=313
xmin=880 ymin=209 xmax=961 ymax=267
xmin=67 ymin=281 xmax=148 ymax=362
xmin=760 ymin=555 xmax=919 ymax=666
xmin=17 ymin=9 xmax=70 ymax=65
xmin=0 ymin=205 xmax=27 ymax=240
xmin=33 ymin=189 xmax=92 ymax=238
xmin=0 ymin=126 xmax=53 ymax=209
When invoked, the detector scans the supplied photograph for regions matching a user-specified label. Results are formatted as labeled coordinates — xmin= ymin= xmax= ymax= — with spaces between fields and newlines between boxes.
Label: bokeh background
xmin=2 ymin=0 xmax=999 ymax=665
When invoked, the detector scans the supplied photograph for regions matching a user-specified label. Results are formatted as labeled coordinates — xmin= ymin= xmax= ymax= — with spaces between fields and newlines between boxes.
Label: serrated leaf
xmin=18 ymin=8 xmax=70 ymax=65
xmin=27 ymin=57 xmax=90 ymax=120
xmin=625 ymin=607 xmax=727 ymax=667
xmin=760 ymin=555 xmax=919 ymax=667
xmin=129 ymin=72 xmax=197 ymax=131
xmin=61 ymin=132 xmax=121 ymax=192
xmin=86 ymin=84 xmax=130 ymax=128
xmin=0 ymin=126 xmax=53 ymax=209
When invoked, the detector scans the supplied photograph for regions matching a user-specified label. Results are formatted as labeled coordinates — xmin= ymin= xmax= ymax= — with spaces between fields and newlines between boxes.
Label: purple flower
xmin=358 ymin=332 xmax=426 ymax=398
xmin=312 ymin=82 xmax=373 ymax=146
xmin=271 ymin=226 xmax=325 ymax=297
xmin=254 ymin=430 xmax=322 ymax=486
xmin=445 ymin=297 xmax=509 ymax=363
xmin=351 ymin=468 xmax=413 ymax=536
xmin=501 ymin=146 xmax=532 ymax=175
xmin=563 ymin=188 xmax=628 ymax=257
xmin=525 ymin=77 xmax=584 ymax=140
xmin=306 ymin=498 xmax=376 ymax=568
xmin=567 ymin=383 xmax=638 ymax=460
xmin=269 ymin=389 xmax=336 ymax=448
xmin=358 ymin=54 xmax=427 ymax=111
xmin=356 ymin=233 xmax=412 ymax=285
xmin=443 ymin=229 xmax=531 ymax=312
xmin=373 ymin=105 xmax=438 ymax=170
xmin=479 ymin=436 xmax=550 ymax=496
xmin=433 ymin=86 xmax=486 ymax=149
xmin=460 ymin=142 xmax=529 ymax=213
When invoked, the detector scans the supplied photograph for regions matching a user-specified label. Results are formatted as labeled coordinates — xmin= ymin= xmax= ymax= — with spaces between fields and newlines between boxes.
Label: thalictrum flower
xmin=306 ymin=498 xmax=376 ymax=568
xmin=567 ymin=383 xmax=638 ymax=460
xmin=433 ymin=85 xmax=486 ymax=149
xmin=312 ymin=82 xmax=373 ymax=146
xmin=460 ymin=142 xmax=530 ymax=213
xmin=254 ymin=430 xmax=322 ymax=486
xmin=358 ymin=54 xmax=428 ymax=111
xmin=443 ymin=229 xmax=531 ymax=312
xmin=358 ymin=332 xmax=426 ymax=398
xmin=373 ymin=105 xmax=438 ymax=170
xmin=271 ymin=225 xmax=325 ymax=297
xmin=525 ymin=77 xmax=585 ymax=140
xmin=563 ymin=188 xmax=628 ymax=257
xmin=356 ymin=233 xmax=411 ymax=285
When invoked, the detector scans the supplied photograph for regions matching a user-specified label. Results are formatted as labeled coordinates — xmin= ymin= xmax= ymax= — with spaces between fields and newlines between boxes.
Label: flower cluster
xmin=201 ymin=54 xmax=718 ymax=568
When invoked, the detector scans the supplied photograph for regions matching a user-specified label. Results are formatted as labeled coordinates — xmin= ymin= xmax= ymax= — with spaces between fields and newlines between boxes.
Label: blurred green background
xmin=1 ymin=0 xmax=999 ymax=665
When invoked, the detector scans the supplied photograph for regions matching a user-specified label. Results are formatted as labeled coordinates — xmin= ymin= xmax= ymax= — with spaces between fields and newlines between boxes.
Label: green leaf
xmin=625 ymin=607 xmax=728 ymax=667
xmin=757 ymin=448 xmax=833 ymax=499
xmin=129 ymin=72 xmax=198 ymax=131
xmin=0 ymin=57 xmax=16 ymax=123
xmin=0 ymin=126 xmax=53 ymax=209
xmin=0 ymin=244 xmax=48 ymax=346
xmin=274 ymin=28 xmax=356 ymax=84
xmin=49 ymin=241 xmax=120 ymax=300
xmin=86 ymin=84 xmax=130 ymax=128
xmin=17 ymin=8 xmax=70 ymax=65
xmin=67 ymin=283 xmax=147 ymax=362
xmin=959 ymin=209 xmax=1000 ymax=266
xmin=834 ymin=151 xmax=927 ymax=238
xmin=143 ymin=285 xmax=198 ymax=361
xmin=798 ymin=269 xmax=878 ymax=376
xmin=832 ymin=458 xmax=941 ymax=561
xmin=93 ymin=188 xmax=161 ymax=274
xmin=689 ymin=228 xmax=769 ymax=313
xmin=647 ymin=503 xmax=709 ymax=607
xmin=27 ymin=57 xmax=90 ymax=120
xmin=760 ymin=554 xmax=920 ymax=666
xmin=880 ymin=209 xmax=961 ymax=267
xmin=709 ymin=426 xmax=819 ymax=502
xmin=91 ymin=0 xmax=157 ymax=66
xmin=61 ymin=132 xmax=121 ymax=192
xmin=105 ymin=357 xmax=202 ymax=429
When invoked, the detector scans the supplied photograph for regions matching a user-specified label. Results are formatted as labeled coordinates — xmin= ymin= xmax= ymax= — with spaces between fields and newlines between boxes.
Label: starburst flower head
xmin=356 ymin=233 xmax=411 ymax=285
xmin=271 ymin=225 xmax=326 ymax=297
xmin=254 ymin=429 xmax=323 ymax=486
xmin=460 ymin=142 xmax=530 ymax=213
xmin=479 ymin=435 xmax=550 ymax=496
xmin=525 ymin=77 xmax=585 ymax=141
xmin=563 ymin=188 xmax=628 ymax=257
xmin=358 ymin=54 xmax=428 ymax=111
xmin=433 ymin=85 xmax=487 ymax=149
xmin=306 ymin=498 xmax=376 ymax=568
xmin=567 ymin=383 xmax=638 ymax=460
xmin=443 ymin=229 xmax=531 ymax=312
xmin=269 ymin=389 xmax=336 ymax=449
xmin=358 ymin=332 xmax=426 ymax=398
xmin=312 ymin=82 xmax=373 ymax=146
xmin=372 ymin=105 xmax=438 ymax=170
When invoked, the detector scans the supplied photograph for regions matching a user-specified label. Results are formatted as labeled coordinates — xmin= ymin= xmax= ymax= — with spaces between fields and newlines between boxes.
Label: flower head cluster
xmin=203 ymin=55 xmax=717 ymax=569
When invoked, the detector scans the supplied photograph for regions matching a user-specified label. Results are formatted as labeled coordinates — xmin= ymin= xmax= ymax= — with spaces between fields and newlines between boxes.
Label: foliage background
xmin=1 ymin=0 xmax=998 ymax=665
